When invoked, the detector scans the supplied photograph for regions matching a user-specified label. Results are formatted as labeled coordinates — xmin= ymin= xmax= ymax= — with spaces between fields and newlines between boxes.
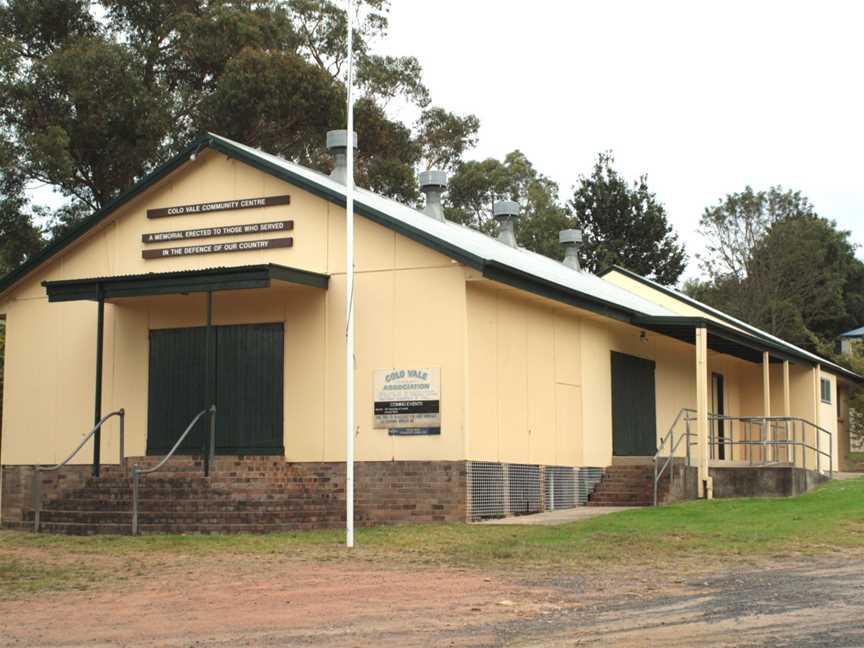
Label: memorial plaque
xmin=142 ymin=236 xmax=293 ymax=259
xmin=142 ymin=220 xmax=293 ymax=244
xmin=147 ymin=194 xmax=290 ymax=219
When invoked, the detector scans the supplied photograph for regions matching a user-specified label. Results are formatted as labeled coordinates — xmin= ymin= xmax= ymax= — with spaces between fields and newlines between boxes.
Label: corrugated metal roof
xmin=211 ymin=134 xmax=677 ymax=319
xmin=605 ymin=265 xmax=858 ymax=378
xmin=840 ymin=326 xmax=864 ymax=338
xmin=2 ymin=132 xmax=858 ymax=380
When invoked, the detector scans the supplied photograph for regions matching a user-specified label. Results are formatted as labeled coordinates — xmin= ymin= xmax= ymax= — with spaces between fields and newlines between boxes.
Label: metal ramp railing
xmin=654 ymin=409 xmax=834 ymax=506
xmin=653 ymin=408 xmax=697 ymax=506
xmin=708 ymin=415 xmax=833 ymax=476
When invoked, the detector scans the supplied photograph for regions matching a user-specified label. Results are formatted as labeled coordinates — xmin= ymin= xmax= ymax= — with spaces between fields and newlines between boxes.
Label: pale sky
xmin=27 ymin=1 xmax=863 ymax=280
xmin=381 ymin=0 xmax=864 ymax=279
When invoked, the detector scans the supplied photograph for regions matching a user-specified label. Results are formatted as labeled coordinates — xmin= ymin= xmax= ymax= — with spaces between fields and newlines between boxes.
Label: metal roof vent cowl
xmin=326 ymin=129 xmax=358 ymax=185
xmin=559 ymin=229 xmax=583 ymax=270
xmin=493 ymin=200 xmax=520 ymax=247
xmin=419 ymin=170 xmax=448 ymax=222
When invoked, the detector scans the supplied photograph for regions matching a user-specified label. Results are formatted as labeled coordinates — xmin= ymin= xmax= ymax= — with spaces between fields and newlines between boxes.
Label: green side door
xmin=611 ymin=351 xmax=658 ymax=456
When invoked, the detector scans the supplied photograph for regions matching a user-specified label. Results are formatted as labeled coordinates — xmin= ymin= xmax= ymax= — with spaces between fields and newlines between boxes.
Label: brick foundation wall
xmin=1 ymin=464 xmax=93 ymax=525
xmin=1 ymin=460 xmax=468 ymax=530
xmin=355 ymin=461 xmax=467 ymax=524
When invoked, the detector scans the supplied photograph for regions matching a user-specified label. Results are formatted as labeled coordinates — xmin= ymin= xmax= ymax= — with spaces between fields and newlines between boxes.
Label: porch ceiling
xmin=42 ymin=264 xmax=328 ymax=302
xmin=635 ymin=317 xmax=800 ymax=366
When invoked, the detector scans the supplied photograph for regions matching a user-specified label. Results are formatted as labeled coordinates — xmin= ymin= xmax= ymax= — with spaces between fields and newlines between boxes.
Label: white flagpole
xmin=345 ymin=0 xmax=355 ymax=549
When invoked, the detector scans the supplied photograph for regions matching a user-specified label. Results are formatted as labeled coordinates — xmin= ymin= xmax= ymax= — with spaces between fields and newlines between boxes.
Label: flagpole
xmin=345 ymin=0 xmax=355 ymax=549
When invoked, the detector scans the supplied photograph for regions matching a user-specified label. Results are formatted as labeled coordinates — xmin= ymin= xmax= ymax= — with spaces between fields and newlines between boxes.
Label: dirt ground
xmin=2 ymin=551 xmax=864 ymax=647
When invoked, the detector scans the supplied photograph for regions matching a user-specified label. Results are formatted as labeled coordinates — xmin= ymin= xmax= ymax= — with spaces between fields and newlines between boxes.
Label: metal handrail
xmin=706 ymin=414 xmax=832 ymax=476
xmin=655 ymin=411 xmax=835 ymax=506
xmin=31 ymin=408 xmax=125 ymax=532
xmin=654 ymin=408 xmax=696 ymax=506
xmin=131 ymin=405 xmax=215 ymax=535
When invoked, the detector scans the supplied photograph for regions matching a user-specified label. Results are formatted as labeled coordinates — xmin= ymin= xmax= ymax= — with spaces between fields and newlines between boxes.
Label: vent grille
xmin=467 ymin=461 xmax=506 ymax=520
xmin=467 ymin=462 xmax=604 ymax=521
xmin=508 ymin=463 xmax=542 ymax=516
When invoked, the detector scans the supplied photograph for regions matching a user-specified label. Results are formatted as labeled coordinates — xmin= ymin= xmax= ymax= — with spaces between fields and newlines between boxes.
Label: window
xmin=820 ymin=377 xmax=832 ymax=404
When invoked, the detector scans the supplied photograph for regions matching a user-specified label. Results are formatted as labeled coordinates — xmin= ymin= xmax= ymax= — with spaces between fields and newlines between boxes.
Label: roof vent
xmin=326 ymin=129 xmax=358 ymax=185
xmin=559 ymin=229 xmax=582 ymax=270
xmin=493 ymin=200 xmax=520 ymax=247
xmin=419 ymin=170 xmax=447 ymax=222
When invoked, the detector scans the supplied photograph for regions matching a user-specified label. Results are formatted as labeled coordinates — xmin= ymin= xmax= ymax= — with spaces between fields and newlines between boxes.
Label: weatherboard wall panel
xmin=465 ymin=283 xmax=586 ymax=467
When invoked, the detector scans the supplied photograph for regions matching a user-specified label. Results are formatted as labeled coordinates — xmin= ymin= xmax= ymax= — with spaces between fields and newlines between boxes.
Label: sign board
xmin=374 ymin=368 xmax=441 ymax=429
xmin=388 ymin=427 xmax=441 ymax=437
xmin=142 ymin=220 xmax=293 ymax=244
xmin=147 ymin=195 xmax=290 ymax=219
xmin=142 ymin=236 xmax=293 ymax=259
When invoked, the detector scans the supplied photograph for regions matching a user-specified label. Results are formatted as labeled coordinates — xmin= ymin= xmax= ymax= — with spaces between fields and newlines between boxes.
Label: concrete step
xmin=60 ymin=488 xmax=341 ymax=502
xmin=43 ymin=498 xmax=341 ymax=512
xmin=16 ymin=521 xmax=344 ymax=536
xmin=25 ymin=510 xmax=341 ymax=525
xmin=19 ymin=455 xmax=351 ymax=535
xmin=589 ymin=489 xmax=657 ymax=497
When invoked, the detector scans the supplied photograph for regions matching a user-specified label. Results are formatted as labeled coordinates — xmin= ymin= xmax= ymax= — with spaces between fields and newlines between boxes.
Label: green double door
xmin=611 ymin=351 xmax=658 ymax=456
xmin=147 ymin=323 xmax=284 ymax=456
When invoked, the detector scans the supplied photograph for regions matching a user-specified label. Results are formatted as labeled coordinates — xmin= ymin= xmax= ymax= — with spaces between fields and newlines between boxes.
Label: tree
xmin=697 ymin=185 xmax=818 ymax=280
xmin=444 ymin=151 xmax=571 ymax=258
xmin=0 ymin=134 xmax=44 ymax=273
xmin=5 ymin=35 xmax=172 ymax=209
xmin=686 ymin=207 xmax=864 ymax=354
xmin=1 ymin=0 xmax=478 ymax=233
xmin=196 ymin=47 xmax=343 ymax=165
xmin=568 ymin=152 xmax=686 ymax=284
xmin=415 ymin=107 xmax=479 ymax=172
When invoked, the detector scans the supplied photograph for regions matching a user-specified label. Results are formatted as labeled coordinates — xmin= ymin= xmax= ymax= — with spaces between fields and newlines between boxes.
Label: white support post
xmin=810 ymin=365 xmax=821 ymax=473
xmin=345 ymin=0 xmax=355 ymax=549
xmin=763 ymin=352 xmax=771 ymax=463
xmin=783 ymin=360 xmax=791 ymax=464
xmin=696 ymin=327 xmax=711 ymax=498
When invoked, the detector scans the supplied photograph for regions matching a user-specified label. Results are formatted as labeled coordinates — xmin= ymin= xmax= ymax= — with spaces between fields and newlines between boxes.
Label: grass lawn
xmin=2 ymin=477 xmax=864 ymax=596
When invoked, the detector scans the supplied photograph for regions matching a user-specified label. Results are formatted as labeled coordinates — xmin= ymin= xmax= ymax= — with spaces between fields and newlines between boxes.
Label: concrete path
xmin=476 ymin=506 xmax=638 ymax=526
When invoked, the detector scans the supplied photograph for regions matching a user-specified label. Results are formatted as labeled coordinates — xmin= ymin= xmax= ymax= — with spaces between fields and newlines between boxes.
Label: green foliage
xmin=352 ymin=98 xmax=420 ymax=204
xmin=415 ymin=107 xmax=479 ymax=172
xmin=687 ymin=187 xmax=864 ymax=354
xmin=698 ymin=185 xmax=818 ymax=279
xmin=1 ymin=0 xmax=96 ymax=56
xmin=445 ymin=151 xmax=572 ymax=259
xmin=0 ymin=135 xmax=43 ymax=273
xmin=196 ymin=47 xmax=342 ymax=164
xmin=569 ymin=152 xmax=686 ymax=284
xmin=8 ymin=36 xmax=172 ymax=208
xmin=0 ymin=0 xmax=455 ymax=223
